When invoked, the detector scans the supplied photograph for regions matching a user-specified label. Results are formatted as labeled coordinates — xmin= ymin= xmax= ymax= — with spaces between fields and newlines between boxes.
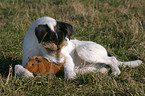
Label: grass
xmin=0 ymin=0 xmax=145 ymax=95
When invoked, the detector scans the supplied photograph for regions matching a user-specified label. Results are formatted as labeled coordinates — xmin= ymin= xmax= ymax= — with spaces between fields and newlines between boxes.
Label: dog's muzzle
xmin=40 ymin=32 xmax=60 ymax=51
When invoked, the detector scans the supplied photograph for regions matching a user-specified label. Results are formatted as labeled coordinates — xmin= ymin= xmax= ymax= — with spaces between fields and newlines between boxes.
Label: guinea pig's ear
xmin=35 ymin=57 xmax=42 ymax=63
xmin=28 ymin=57 xmax=33 ymax=60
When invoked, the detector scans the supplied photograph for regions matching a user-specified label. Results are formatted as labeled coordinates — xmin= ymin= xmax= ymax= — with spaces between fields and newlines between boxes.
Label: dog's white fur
xmin=15 ymin=17 xmax=142 ymax=79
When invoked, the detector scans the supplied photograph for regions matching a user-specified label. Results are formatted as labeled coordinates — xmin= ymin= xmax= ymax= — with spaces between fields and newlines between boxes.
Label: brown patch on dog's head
xmin=42 ymin=39 xmax=68 ymax=52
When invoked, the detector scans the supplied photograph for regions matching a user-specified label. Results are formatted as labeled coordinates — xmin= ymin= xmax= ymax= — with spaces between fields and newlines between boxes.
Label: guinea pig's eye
xmin=32 ymin=63 xmax=35 ymax=66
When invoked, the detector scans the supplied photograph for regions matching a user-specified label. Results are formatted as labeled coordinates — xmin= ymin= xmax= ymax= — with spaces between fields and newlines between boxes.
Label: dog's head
xmin=35 ymin=21 xmax=73 ymax=51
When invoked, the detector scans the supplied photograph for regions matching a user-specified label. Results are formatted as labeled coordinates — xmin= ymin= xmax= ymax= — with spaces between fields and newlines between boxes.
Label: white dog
xmin=15 ymin=17 xmax=142 ymax=79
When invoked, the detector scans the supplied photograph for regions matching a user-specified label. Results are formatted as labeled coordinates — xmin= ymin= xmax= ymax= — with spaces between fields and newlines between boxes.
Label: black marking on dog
xmin=35 ymin=25 xmax=56 ymax=43
xmin=56 ymin=21 xmax=73 ymax=41
xmin=35 ymin=22 xmax=73 ymax=45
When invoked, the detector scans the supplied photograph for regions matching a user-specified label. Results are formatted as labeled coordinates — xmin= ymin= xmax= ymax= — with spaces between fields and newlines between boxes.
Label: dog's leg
xmin=15 ymin=65 xmax=34 ymax=78
xmin=94 ymin=57 xmax=121 ymax=75
xmin=62 ymin=52 xmax=76 ymax=79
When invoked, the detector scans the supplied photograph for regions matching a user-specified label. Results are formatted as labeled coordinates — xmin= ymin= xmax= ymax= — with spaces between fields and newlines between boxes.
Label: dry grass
xmin=0 ymin=0 xmax=145 ymax=95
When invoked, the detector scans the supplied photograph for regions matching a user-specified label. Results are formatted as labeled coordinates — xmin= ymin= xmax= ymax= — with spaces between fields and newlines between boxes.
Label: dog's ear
xmin=35 ymin=57 xmax=42 ymax=63
xmin=64 ymin=23 xmax=73 ymax=39
xmin=35 ymin=24 xmax=50 ymax=43
xmin=57 ymin=21 xmax=73 ymax=40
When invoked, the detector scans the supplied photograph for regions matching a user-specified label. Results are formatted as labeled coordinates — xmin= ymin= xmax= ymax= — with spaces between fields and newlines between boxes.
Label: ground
xmin=0 ymin=0 xmax=144 ymax=95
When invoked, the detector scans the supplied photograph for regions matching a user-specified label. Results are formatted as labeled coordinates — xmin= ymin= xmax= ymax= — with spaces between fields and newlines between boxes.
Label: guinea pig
xmin=25 ymin=56 xmax=64 ymax=75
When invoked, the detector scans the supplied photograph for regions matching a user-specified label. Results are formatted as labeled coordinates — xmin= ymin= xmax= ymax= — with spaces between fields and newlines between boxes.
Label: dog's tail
xmin=111 ymin=56 xmax=142 ymax=68
xmin=120 ymin=60 xmax=142 ymax=68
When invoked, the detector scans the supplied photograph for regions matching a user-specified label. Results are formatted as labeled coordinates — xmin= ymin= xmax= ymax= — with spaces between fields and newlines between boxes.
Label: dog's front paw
xmin=65 ymin=71 xmax=76 ymax=79
xmin=15 ymin=65 xmax=34 ymax=78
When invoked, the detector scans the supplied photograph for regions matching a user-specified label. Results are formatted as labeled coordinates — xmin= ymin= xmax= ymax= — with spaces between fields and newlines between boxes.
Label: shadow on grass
xmin=0 ymin=57 xmax=22 ymax=77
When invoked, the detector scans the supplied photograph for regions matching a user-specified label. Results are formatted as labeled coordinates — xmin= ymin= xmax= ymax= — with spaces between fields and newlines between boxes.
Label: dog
xmin=15 ymin=16 xmax=76 ymax=79
xmin=25 ymin=56 xmax=64 ymax=75
xmin=15 ymin=16 xmax=142 ymax=79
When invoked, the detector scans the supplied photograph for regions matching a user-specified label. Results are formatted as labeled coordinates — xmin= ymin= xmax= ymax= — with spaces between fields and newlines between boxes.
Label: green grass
xmin=0 ymin=0 xmax=145 ymax=95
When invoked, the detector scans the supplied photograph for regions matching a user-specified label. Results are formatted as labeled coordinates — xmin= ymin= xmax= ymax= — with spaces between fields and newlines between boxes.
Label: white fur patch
xmin=15 ymin=65 xmax=34 ymax=78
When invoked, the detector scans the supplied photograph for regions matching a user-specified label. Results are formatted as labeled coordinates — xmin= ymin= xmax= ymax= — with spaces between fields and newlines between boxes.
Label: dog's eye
xmin=32 ymin=63 xmax=35 ymax=66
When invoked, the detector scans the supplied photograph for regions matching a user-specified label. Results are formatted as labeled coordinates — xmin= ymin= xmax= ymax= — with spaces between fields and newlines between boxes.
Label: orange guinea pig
xmin=25 ymin=56 xmax=64 ymax=75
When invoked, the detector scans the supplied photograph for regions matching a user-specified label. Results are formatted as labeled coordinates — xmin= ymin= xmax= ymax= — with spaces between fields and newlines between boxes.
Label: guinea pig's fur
xmin=25 ymin=56 xmax=64 ymax=75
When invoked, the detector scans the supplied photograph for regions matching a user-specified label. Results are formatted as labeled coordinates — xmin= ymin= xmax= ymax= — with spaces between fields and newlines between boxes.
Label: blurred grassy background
xmin=0 ymin=0 xmax=145 ymax=95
